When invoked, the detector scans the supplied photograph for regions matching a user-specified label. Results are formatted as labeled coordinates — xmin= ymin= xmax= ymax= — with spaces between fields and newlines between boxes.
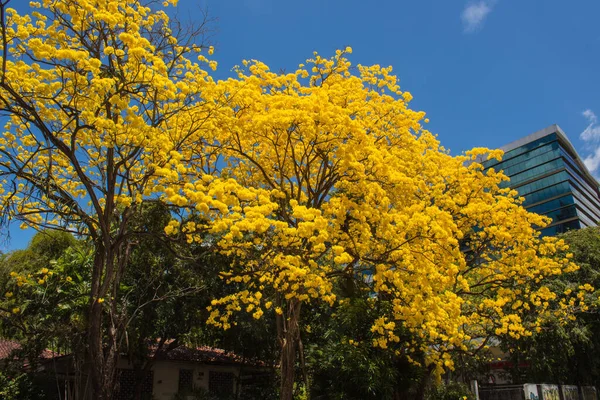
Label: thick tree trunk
xmin=279 ymin=299 xmax=302 ymax=400
xmin=86 ymin=248 xmax=105 ymax=400
xmin=87 ymin=301 xmax=102 ymax=399
xmin=87 ymin=295 xmax=119 ymax=399
xmin=280 ymin=338 xmax=296 ymax=400
xmin=84 ymin=246 xmax=121 ymax=400
xmin=414 ymin=365 xmax=434 ymax=400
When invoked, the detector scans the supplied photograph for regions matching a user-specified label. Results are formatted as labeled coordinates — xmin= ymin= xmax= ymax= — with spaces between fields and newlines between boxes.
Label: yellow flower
xmin=41 ymin=267 xmax=49 ymax=274
xmin=5 ymin=292 xmax=13 ymax=298
xmin=12 ymin=307 xmax=20 ymax=314
xmin=97 ymin=298 xmax=105 ymax=304
xmin=38 ymin=279 xmax=45 ymax=285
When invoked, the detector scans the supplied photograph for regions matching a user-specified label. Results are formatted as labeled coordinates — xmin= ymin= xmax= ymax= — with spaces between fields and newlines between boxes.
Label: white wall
xmin=117 ymin=358 xmax=241 ymax=400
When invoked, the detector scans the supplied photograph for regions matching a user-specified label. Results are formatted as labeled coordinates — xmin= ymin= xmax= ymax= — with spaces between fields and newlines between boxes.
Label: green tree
xmin=0 ymin=234 xmax=90 ymax=398
xmin=0 ymin=207 xmax=224 ymax=400
xmin=0 ymin=231 xmax=85 ymax=357
xmin=296 ymin=275 xmax=428 ymax=400
xmin=115 ymin=203 xmax=213 ymax=400
xmin=503 ymin=226 xmax=600 ymax=386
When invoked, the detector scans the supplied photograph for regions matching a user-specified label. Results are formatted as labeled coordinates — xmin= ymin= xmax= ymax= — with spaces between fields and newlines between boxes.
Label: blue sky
xmin=3 ymin=0 xmax=600 ymax=251
xmin=189 ymin=0 xmax=600 ymax=153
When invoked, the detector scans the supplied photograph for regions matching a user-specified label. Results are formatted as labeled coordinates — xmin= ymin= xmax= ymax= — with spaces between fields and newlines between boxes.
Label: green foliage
xmin=1 ymin=231 xmax=76 ymax=272
xmin=0 ymin=371 xmax=40 ymax=400
xmin=503 ymin=226 xmax=600 ymax=386
xmin=28 ymin=231 xmax=77 ymax=264
xmin=293 ymin=382 xmax=307 ymax=400
xmin=0 ymin=231 xmax=88 ymax=362
xmin=427 ymin=381 xmax=473 ymax=400
xmin=0 ymin=371 xmax=22 ymax=400
xmin=559 ymin=227 xmax=600 ymax=291
xmin=303 ymin=278 xmax=423 ymax=400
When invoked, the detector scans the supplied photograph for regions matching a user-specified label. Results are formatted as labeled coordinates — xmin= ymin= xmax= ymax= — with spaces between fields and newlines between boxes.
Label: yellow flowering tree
xmin=0 ymin=0 xmax=217 ymax=398
xmin=166 ymin=51 xmax=576 ymax=398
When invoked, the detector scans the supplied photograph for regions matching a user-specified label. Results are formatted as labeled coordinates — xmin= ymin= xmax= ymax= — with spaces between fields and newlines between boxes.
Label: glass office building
xmin=483 ymin=125 xmax=600 ymax=236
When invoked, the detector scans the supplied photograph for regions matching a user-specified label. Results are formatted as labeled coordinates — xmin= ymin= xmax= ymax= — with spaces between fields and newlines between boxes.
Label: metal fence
xmin=479 ymin=385 xmax=525 ymax=400
xmin=581 ymin=387 xmax=598 ymax=400
xmin=477 ymin=384 xmax=597 ymax=400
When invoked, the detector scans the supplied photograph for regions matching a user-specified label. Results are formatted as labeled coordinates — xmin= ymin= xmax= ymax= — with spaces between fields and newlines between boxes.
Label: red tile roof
xmin=153 ymin=344 xmax=266 ymax=366
xmin=0 ymin=339 xmax=21 ymax=360
xmin=5 ymin=338 xmax=266 ymax=368
xmin=0 ymin=339 xmax=59 ymax=361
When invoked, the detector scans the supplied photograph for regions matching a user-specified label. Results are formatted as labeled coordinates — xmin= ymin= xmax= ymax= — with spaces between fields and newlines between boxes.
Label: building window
xmin=178 ymin=369 xmax=194 ymax=394
xmin=116 ymin=369 xmax=153 ymax=400
xmin=209 ymin=371 xmax=235 ymax=396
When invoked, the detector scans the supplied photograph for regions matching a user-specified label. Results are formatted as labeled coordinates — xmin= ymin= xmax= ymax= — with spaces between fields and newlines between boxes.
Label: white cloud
xmin=583 ymin=109 xmax=597 ymax=124
xmin=583 ymin=147 xmax=600 ymax=173
xmin=461 ymin=1 xmax=495 ymax=33
xmin=580 ymin=109 xmax=600 ymax=142
xmin=580 ymin=109 xmax=600 ymax=174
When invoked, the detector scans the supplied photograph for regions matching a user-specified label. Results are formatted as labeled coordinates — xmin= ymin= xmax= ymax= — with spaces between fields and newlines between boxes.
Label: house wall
xmin=117 ymin=358 xmax=242 ymax=400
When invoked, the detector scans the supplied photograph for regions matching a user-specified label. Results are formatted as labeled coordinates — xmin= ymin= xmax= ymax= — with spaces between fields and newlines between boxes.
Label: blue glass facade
xmin=484 ymin=125 xmax=600 ymax=236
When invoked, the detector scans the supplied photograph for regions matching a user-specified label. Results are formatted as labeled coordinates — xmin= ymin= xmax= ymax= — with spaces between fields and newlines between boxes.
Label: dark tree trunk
xmin=414 ymin=365 xmax=435 ymax=400
xmin=279 ymin=299 xmax=302 ymax=400
xmin=298 ymin=335 xmax=310 ymax=399
xmin=86 ymin=286 xmax=119 ymax=400
xmin=84 ymin=244 xmax=122 ymax=400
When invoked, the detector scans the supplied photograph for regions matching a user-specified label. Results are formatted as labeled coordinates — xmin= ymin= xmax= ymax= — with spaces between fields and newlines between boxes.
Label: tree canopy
xmin=162 ymin=49 xmax=577 ymax=395
xmin=0 ymin=1 xmax=586 ymax=399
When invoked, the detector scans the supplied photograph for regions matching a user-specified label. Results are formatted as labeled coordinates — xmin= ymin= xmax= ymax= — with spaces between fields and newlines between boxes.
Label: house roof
xmin=0 ymin=339 xmax=59 ymax=362
xmin=37 ymin=341 xmax=269 ymax=369
xmin=152 ymin=343 xmax=267 ymax=367
xmin=0 ymin=339 xmax=21 ymax=359
xmin=2 ymin=336 xmax=268 ymax=368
